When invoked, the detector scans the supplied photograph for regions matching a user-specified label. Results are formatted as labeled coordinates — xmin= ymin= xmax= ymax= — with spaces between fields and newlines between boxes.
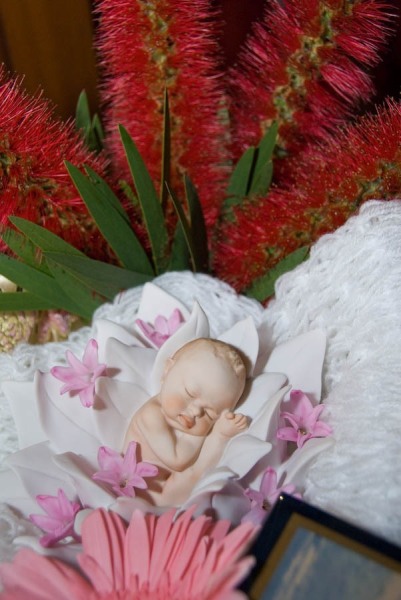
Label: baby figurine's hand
xmin=214 ymin=410 xmax=248 ymax=438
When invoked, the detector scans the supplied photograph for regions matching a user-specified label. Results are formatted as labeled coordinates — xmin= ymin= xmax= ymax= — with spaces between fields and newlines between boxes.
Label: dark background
xmin=0 ymin=0 xmax=399 ymax=120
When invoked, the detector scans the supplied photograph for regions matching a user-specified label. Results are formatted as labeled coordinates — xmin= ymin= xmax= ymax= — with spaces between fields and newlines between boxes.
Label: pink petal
xmin=154 ymin=315 xmax=169 ymax=335
xmin=280 ymin=411 xmax=302 ymax=430
xmin=277 ymin=426 xmax=299 ymax=443
xmin=93 ymin=470 xmax=120 ymax=487
xmin=66 ymin=350 xmax=90 ymax=376
xmin=78 ymin=384 xmax=95 ymax=408
xmin=30 ymin=513 xmax=64 ymax=533
xmin=80 ymin=508 xmax=126 ymax=593
xmin=51 ymin=366 xmax=86 ymax=387
xmin=122 ymin=441 xmax=138 ymax=471
xmin=260 ymin=467 xmax=278 ymax=498
xmin=82 ymin=339 xmax=100 ymax=371
xmin=0 ymin=548 xmax=91 ymax=600
xmin=135 ymin=319 xmax=156 ymax=338
xmin=97 ymin=446 xmax=123 ymax=472
xmin=291 ymin=389 xmax=314 ymax=419
xmin=167 ymin=308 xmax=184 ymax=334
xmin=136 ymin=461 xmax=159 ymax=478
xmin=312 ymin=421 xmax=333 ymax=437
xmin=305 ymin=403 xmax=325 ymax=428
xmin=241 ymin=505 xmax=267 ymax=526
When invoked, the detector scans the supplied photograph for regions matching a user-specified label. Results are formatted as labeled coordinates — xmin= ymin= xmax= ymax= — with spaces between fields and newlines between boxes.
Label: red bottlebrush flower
xmin=0 ymin=71 xmax=109 ymax=258
xmin=228 ymin=0 xmax=395 ymax=166
xmin=214 ymin=100 xmax=401 ymax=292
xmin=95 ymin=0 xmax=229 ymax=229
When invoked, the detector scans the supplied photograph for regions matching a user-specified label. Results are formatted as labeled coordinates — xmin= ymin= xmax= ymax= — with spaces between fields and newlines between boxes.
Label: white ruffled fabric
xmin=0 ymin=199 xmax=400 ymax=557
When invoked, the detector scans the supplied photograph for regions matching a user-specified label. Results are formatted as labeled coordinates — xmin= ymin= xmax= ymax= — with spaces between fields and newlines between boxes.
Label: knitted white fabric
xmin=0 ymin=199 xmax=400 ymax=558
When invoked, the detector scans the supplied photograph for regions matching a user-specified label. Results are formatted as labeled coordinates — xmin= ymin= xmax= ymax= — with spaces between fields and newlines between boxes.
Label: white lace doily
xmin=0 ymin=199 xmax=400 ymax=556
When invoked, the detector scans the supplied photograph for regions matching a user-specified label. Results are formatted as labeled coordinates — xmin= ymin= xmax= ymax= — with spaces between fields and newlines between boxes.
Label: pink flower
xmin=92 ymin=441 xmax=158 ymax=497
xmin=277 ymin=389 xmax=333 ymax=448
xmin=29 ymin=489 xmax=81 ymax=548
xmin=51 ymin=339 xmax=106 ymax=407
xmin=0 ymin=508 xmax=256 ymax=599
xmin=242 ymin=467 xmax=300 ymax=526
xmin=135 ymin=308 xmax=184 ymax=347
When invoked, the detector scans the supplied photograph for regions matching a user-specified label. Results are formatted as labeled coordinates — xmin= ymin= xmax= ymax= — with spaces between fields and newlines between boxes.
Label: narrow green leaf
xmin=184 ymin=175 xmax=208 ymax=272
xmin=66 ymin=162 xmax=153 ymax=275
xmin=90 ymin=114 xmax=105 ymax=152
xmin=75 ymin=90 xmax=91 ymax=133
xmin=44 ymin=252 xmax=153 ymax=299
xmin=166 ymin=184 xmax=198 ymax=271
xmin=249 ymin=122 xmax=277 ymax=196
xmin=168 ymin=221 xmax=191 ymax=271
xmin=0 ymin=292 xmax=59 ymax=312
xmin=226 ymin=146 xmax=255 ymax=198
xmin=45 ymin=257 xmax=104 ymax=319
xmin=244 ymin=246 xmax=310 ymax=301
xmin=0 ymin=254 xmax=85 ymax=316
xmin=250 ymin=161 xmax=273 ymax=198
xmin=84 ymin=165 xmax=128 ymax=222
xmin=160 ymin=88 xmax=171 ymax=209
xmin=119 ymin=125 xmax=169 ymax=274
xmin=9 ymin=217 xmax=84 ymax=256
xmin=0 ymin=228 xmax=51 ymax=274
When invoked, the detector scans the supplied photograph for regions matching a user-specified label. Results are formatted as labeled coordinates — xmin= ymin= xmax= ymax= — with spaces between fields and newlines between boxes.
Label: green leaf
xmin=44 ymin=252 xmax=153 ymax=300
xmin=45 ymin=256 xmax=105 ymax=319
xmin=119 ymin=125 xmax=169 ymax=274
xmin=184 ymin=175 xmax=208 ymax=272
xmin=75 ymin=91 xmax=104 ymax=153
xmin=168 ymin=221 xmax=191 ymax=271
xmin=244 ymin=246 xmax=310 ymax=301
xmin=75 ymin=90 xmax=91 ymax=133
xmin=66 ymin=162 xmax=153 ymax=275
xmin=0 ymin=228 xmax=51 ymax=274
xmin=166 ymin=184 xmax=198 ymax=271
xmin=249 ymin=122 xmax=277 ymax=196
xmin=226 ymin=146 xmax=255 ymax=198
xmin=160 ymin=88 xmax=171 ymax=209
xmin=90 ymin=114 xmax=105 ymax=152
xmin=9 ymin=217 xmax=84 ymax=256
xmin=0 ymin=292 xmax=59 ymax=311
xmin=0 ymin=254 xmax=85 ymax=316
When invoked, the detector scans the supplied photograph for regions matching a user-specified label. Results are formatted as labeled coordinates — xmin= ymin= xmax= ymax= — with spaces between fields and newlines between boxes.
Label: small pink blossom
xmin=241 ymin=467 xmax=300 ymax=525
xmin=277 ymin=389 xmax=333 ymax=448
xmin=51 ymin=338 xmax=106 ymax=407
xmin=92 ymin=441 xmax=158 ymax=497
xmin=29 ymin=489 xmax=81 ymax=548
xmin=136 ymin=308 xmax=184 ymax=347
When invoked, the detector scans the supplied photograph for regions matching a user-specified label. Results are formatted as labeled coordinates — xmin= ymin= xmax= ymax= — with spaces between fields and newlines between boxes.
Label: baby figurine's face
xmin=160 ymin=340 xmax=245 ymax=436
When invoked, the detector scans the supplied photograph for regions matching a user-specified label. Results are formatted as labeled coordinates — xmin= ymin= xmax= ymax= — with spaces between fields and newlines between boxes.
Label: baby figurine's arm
xmin=127 ymin=398 xmax=204 ymax=471
xmin=190 ymin=410 xmax=248 ymax=474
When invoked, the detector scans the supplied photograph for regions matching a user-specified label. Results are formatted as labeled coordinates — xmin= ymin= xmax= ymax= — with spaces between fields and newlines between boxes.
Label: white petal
xmin=218 ymin=317 xmax=259 ymax=376
xmin=186 ymin=466 xmax=237 ymax=500
xmin=254 ymin=318 xmax=276 ymax=374
xmin=151 ymin=302 xmax=209 ymax=392
xmin=246 ymin=385 xmax=290 ymax=441
xmin=2 ymin=380 xmax=46 ymax=449
xmin=5 ymin=442 xmax=77 ymax=501
xmin=0 ymin=469 xmax=38 ymax=515
xmin=93 ymin=378 xmax=149 ymax=451
xmin=218 ymin=435 xmax=272 ymax=479
xmin=135 ymin=282 xmax=190 ymax=328
xmin=36 ymin=372 xmax=100 ymax=462
xmin=239 ymin=372 xmax=287 ymax=421
xmin=210 ymin=481 xmax=252 ymax=523
xmin=93 ymin=319 xmax=143 ymax=363
xmin=276 ymin=437 xmax=334 ymax=487
xmin=264 ymin=330 xmax=326 ymax=404
xmin=53 ymin=452 xmax=116 ymax=509
xmin=102 ymin=338 xmax=156 ymax=389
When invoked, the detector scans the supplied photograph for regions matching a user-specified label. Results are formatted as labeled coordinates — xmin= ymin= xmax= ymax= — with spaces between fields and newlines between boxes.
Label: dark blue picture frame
xmin=242 ymin=494 xmax=401 ymax=599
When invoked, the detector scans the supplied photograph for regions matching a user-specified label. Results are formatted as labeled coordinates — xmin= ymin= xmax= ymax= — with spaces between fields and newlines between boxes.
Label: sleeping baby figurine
xmin=123 ymin=337 xmax=248 ymax=505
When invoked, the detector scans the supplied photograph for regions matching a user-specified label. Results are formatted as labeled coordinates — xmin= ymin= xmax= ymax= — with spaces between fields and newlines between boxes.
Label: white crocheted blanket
xmin=0 ymin=199 xmax=400 ymax=559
